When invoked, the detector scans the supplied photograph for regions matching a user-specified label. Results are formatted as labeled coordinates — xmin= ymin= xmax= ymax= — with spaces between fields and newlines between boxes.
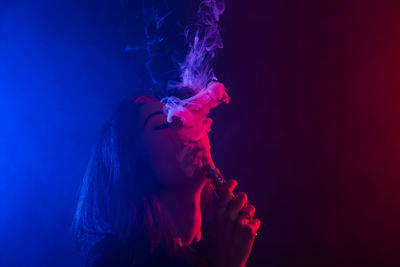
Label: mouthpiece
xmin=204 ymin=163 xmax=227 ymax=196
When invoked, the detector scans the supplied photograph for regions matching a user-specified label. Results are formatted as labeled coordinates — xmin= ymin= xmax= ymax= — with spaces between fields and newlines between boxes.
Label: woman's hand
xmin=202 ymin=180 xmax=261 ymax=267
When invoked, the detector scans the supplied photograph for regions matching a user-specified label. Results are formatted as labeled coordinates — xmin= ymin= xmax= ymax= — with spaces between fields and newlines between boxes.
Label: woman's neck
xmin=158 ymin=177 xmax=208 ymax=247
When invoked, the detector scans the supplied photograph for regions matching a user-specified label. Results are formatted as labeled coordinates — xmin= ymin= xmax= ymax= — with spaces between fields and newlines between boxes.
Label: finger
xmin=239 ymin=204 xmax=255 ymax=222
xmin=241 ymin=218 xmax=261 ymax=241
xmin=224 ymin=179 xmax=238 ymax=193
xmin=249 ymin=218 xmax=261 ymax=233
xmin=215 ymin=179 xmax=237 ymax=217
xmin=227 ymin=192 xmax=248 ymax=221
xmin=234 ymin=218 xmax=260 ymax=248
xmin=218 ymin=179 xmax=237 ymax=204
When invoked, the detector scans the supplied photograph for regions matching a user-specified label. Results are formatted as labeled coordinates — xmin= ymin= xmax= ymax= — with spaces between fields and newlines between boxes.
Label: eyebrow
xmin=143 ymin=111 xmax=164 ymax=127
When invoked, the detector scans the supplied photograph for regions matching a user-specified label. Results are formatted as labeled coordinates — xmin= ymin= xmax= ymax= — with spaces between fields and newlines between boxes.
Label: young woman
xmin=73 ymin=92 xmax=260 ymax=266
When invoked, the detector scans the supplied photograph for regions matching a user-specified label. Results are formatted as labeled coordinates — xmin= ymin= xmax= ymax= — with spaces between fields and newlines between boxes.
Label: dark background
xmin=1 ymin=1 xmax=399 ymax=266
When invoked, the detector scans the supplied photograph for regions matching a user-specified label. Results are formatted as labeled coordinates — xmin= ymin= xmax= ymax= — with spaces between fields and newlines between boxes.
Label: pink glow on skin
xmin=161 ymin=81 xmax=230 ymax=168
xmin=133 ymin=0 xmax=233 ymax=249
xmin=137 ymin=98 xmax=212 ymax=246
xmin=137 ymin=96 xmax=217 ymax=181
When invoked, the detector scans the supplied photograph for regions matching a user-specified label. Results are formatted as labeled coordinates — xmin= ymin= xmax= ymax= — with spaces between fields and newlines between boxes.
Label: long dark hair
xmin=72 ymin=93 xmax=214 ymax=263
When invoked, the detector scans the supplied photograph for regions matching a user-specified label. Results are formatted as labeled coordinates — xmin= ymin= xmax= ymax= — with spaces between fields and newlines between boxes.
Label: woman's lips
xmin=177 ymin=148 xmax=207 ymax=177
xmin=188 ymin=149 xmax=205 ymax=165
xmin=177 ymin=134 xmax=213 ymax=176
xmin=177 ymin=145 xmax=205 ymax=164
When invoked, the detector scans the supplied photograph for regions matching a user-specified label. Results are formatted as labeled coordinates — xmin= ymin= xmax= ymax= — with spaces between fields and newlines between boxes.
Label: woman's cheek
xmin=156 ymin=136 xmax=185 ymax=177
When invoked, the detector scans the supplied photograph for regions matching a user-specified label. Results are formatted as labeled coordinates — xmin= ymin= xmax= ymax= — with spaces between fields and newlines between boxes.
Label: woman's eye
xmin=154 ymin=123 xmax=170 ymax=130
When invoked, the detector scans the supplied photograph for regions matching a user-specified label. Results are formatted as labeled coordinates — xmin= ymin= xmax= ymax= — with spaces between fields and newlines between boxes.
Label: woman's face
xmin=138 ymin=100 xmax=212 ymax=186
